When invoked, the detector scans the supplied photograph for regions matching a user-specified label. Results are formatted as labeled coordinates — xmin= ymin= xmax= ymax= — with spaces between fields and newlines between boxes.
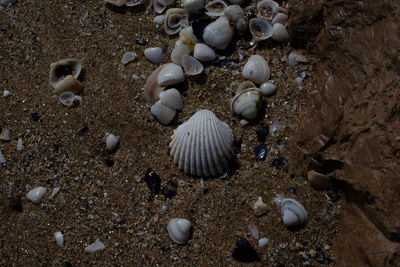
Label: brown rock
xmin=307 ymin=170 xmax=333 ymax=190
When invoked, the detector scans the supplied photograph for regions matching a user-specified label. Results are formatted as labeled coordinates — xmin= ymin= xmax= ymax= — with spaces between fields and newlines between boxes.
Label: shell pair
xmin=150 ymin=88 xmax=184 ymax=125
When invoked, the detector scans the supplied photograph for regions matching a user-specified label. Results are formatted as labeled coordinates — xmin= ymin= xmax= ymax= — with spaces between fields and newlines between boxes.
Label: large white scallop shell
xmin=169 ymin=110 xmax=234 ymax=177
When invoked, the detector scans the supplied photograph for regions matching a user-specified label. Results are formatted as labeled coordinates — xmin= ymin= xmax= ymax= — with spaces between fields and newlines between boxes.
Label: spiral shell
xmin=273 ymin=197 xmax=308 ymax=228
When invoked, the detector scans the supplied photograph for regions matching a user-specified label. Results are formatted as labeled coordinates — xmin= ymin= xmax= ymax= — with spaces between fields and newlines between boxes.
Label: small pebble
xmin=121 ymin=52 xmax=137 ymax=65
xmin=84 ymin=239 xmax=105 ymax=253
xmin=240 ymin=119 xmax=249 ymax=126
xmin=132 ymin=74 xmax=140 ymax=80
xmin=105 ymin=133 xmax=120 ymax=151
xmin=26 ymin=186 xmax=47 ymax=204
xmin=279 ymin=242 xmax=288 ymax=249
xmin=160 ymin=180 xmax=178 ymax=198
xmin=3 ymin=90 xmax=11 ymax=97
xmin=300 ymin=71 xmax=308 ymax=79
xmin=253 ymin=197 xmax=268 ymax=216
xmin=54 ymin=231 xmax=64 ymax=247
xmin=0 ymin=128 xmax=10 ymax=141
xmin=50 ymin=187 xmax=60 ymax=198
xmin=16 ymin=138 xmax=24 ymax=151
xmin=295 ymin=77 xmax=303 ymax=84
xmin=248 ymin=225 xmax=259 ymax=239
xmin=254 ymin=144 xmax=267 ymax=161
xmin=0 ymin=151 xmax=5 ymax=164
xmin=143 ymin=168 xmax=161 ymax=194
xmin=232 ymin=238 xmax=260 ymax=262
xmin=136 ymin=39 xmax=148 ymax=46
xmin=300 ymin=251 xmax=310 ymax=260
xmin=258 ymin=238 xmax=269 ymax=248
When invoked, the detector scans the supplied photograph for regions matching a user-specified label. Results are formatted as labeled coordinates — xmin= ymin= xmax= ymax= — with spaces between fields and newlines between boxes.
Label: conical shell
xmin=167 ymin=218 xmax=192 ymax=244
xmin=49 ymin=58 xmax=82 ymax=89
xmin=169 ymin=110 xmax=234 ymax=177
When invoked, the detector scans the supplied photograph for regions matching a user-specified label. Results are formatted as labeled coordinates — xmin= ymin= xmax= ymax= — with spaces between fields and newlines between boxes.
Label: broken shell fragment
xmin=273 ymin=197 xmax=308 ymax=228
xmin=171 ymin=39 xmax=191 ymax=65
xmin=17 ymin=138 xmax=24 ymax=151
xmin=164 ymin=8 xmax=189 ymax=35
xmin=144 ymin=47 xmax=164 ymax=64
xmin=58 ymin=92 xmax=82 ymax=107
xmin=203 ymin=16 xmax=234 ymax=50
xmin=249 ymin=18 xmax=273 ymax=41
xmin=153 ymin=0 xmax=174 ymax=14
xmin=54 ymin=75 xmax=83 ymax=95
xmin=144 ymin=64 xmax=166 ymax=104
xmin=271 ymin=23 xmax=289 ymax=42
xmin=104 ymin=0 xmax=126 ymax=6
xmin=167 ymin=218 xmax=192 ymax=244
xmin=169 ymin=110 xmax=234 ymax=176
xmin=0 ymin=128 xmax=10 ymax=141
xmin=49 ymin=58 xmax=82 ymax=89
xmin=153 ymin=15 xmax=165 ymax=25
xmin=27 ymin=187 xmax=47 ymax=204
xmin=54 ymin=232 xmax=64 ymax=248
xmin=157 ymin=63 xmax=185 ymax=86
xmin=231 ymin=88 xmax=263 ymax=120
xmin=253 ymin=197 xmax=268 ymax=216
xmin=84 ymin=239 xmax=105 ymax=253
xmin=121 ymin=51 xmax=137 ymax=64
xmin=307 ymin=170 xmax=333 ymax=190
xmin=242 ymin=55 xmax=270 ymax=84
xmin=182 ymin=0 xmax=204 ymax=13
xmin=193 ymin=43 xmax=216 ymax=62
xmin=105 ymin=133 xmax=120 ymax=151
xmin=205 ymin=0 xmax=227 ymax=17
xmin=259 ymin=82 xmax=277 ymax=96
xmin=159 ymin=88 xmax=183 ymax=110
xmin=288 ymin=51 xmax=309 ymax=65
xmin=182 ymin=54 xmax=204 ymax=75
xmin=151 ymin=100 xmax=176 ymax=125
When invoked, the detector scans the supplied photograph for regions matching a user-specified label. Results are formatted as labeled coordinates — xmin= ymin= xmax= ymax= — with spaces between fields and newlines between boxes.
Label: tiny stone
xmin=248 ymin=224 xmax=259 ymax=239
xmin=232 ymin=238 xmax=260 ymax=262
xmin=143 ymin=168 xmax=161 ymax=194
xmin=50 ymin=187 xmax=60 ymax=198
xmin=253 ymin=197 xmax=268 ymax=216
xmin=276 ymin=71 xmax=283 ymax=77
xmin=279 ymin=243 xmax=288 ymax=249
xmin=300 ymin=71 xmax=308 ymax=79
xmin=0 ymin=151 xmax=6 ymax=164
xmin=3 ymin=90 xmax=11 ymax=97
xmin=300 ymin=251 xmax=309 ymax=260
xmin=17 ymin=138 xmax=24 ymax=151
xmin=0 ymin=128 xmax=10 ymax=141
xmin=258 ymin=238 xmax=269 ymax=248
xmin=240 ymin=119 xmax=249 ymax=126
xmin=30 ymin=111 xmax=40 ymax=121
xmin=295 ymin=77 xmax=303 ymax=84
xmin=84 ymin=239 xmax=105 ymax=253
xmin=132 ymin=74 xmax=140 ymax=80
xmin=136 ymin=39 xmax=148 ymax=46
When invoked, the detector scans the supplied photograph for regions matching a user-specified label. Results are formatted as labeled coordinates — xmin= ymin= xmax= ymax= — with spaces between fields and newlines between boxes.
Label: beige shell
xmin=54 ymin=75 xmax=82 ymax=95
xmin=49 ymin=58 xmax=82 ymax=89
xmin=164 ymin=8 xmax=189 ymax=35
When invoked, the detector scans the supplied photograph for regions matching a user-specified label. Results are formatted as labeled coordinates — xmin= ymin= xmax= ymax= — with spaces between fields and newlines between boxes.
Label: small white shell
xmin=153 ymin=0 xmax=174 ymax=14
xmin=271 ymin=23 xmax=289 ymax=42
xmin=259 ymin=82 xmax=277 ymax=96
xmin=171 ymin=39 xmax=191 ymax=65
xmin=50 ymin=187 xmax=60 ymax=198
xmin=159 ymin=88 xmax=183 ymax=110
xmin=167 ymin=218 xmax=192 ymax=244
xmin=231 ymin=88 xmax=263 ymax=120
xmin=54 ymin=75 xmax=83 ymax=95
xmin=17 ymin=138 xmax=24 ymax=151
xmin=224 ymin=5 xmax=247 ymax=34
xmin=84 ymin=239 xmax=106 ymax=253
xmin=3 ymin=90 xmax=11 ymax=97
xmin=104 ymin=0 xmax=126 ymax=7
xmin=150 ymin=100 xmax=176 ymax=125
xmin=273 ymin=197 xmax=308 ymax=228
xmin=272 ymin=12 xmax=288 ymax=26
xmin=105 ymin=133 xmax=120 ymax=151
xmin=121 ymin=51 xmax=137 ymax=64
xmin=203 ymin=16 xmax=234 ymax=50
xmin=258 ymin=238 xmax=269 ymax=248
xmin=58 ymin=92 xmax=82 ymax=107
xmin=54 ymin=232 xmax=64 ymax=248
xmin=182 ymin=0 xmax=204 ymax=13
xmin=249 ymin=18 xmax=273 ymax=41
xmin=164 ymin=8 xmax=189 ymax=35
xmin=125 ymin=0 xmax=144 ymax=6
xmin=144 ymin=47 xmax=164 ymax=64
xmin=157 ymin=63 xmax=185 ymax=86
xmin=27 ymin=187 xmax=47 ymax=204
xmin=179 ymin=26 xmax=198 ymax=48
xmin=242 ymin=55 xmax=270 ymax=84
xmin=193 ymin=43 xmax=216 ymax=62
xmin=257 ymin=0 xmax=279 ymax=20
xmin=0 ymin=128 xmax=10 ymax=141
xmin=169 ymin=110 xmax=234 ymax=176
xmin=288 ymin=51 xmax=309 ymax=65
xmin=205 ymin=0 xmax=227 ymax=17
xmin=182 ymin=54 xmax=204 ymax=76
xmin=49 ymin=58 xmax=82 ymax=89
xmin=153 ymin=15 xmax=165 ymax=25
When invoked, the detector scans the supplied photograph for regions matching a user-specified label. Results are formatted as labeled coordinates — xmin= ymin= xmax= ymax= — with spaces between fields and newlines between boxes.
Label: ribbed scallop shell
xmin=169 ymin=110 xmax=234 ymax=177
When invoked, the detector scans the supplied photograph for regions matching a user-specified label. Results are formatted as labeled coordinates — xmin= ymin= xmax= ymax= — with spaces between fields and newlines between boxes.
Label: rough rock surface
xmin=291 ymin=0 xmax=400 ymax=265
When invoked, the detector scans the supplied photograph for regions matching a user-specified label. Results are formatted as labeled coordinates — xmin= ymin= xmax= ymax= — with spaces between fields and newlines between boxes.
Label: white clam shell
xmin=273 ymin=197 xmax=308 ymax=227
xmin=164 ymin=8 xmax=189 ymax=35
xmin=150 ymin=100 xmax=176 ymax=125
xmin=242 ymin=55 xmax=270 ymax=84
xmin=182 ymin=0 xmax=204 ymax=13
xmin=171 ymin=39 xmax=191 ymax=65
xmin=27 ymin=187 xmax=47 ymax=204
xmin=84 ymin=239 xmax=105 ymax=253
xmin=179 ymin=26 xmax=198 ymax=48
xmin=224 ymin=5 xmax=247 ymax=34
xmin=104 ymin=0 xmax=126 ymax=7
xmin=203 ymin=16 xmax=234 ymax=50
xmin=54 ymin=232 xmax=64 ymax=248
xmin=231 ymin=88 xmax=263 ymax=120
xmin=157 ymin=63 xmax=185 ymax=86
xmin=288 ymin=51 xmax=309 ymax=65
xmin=271 ymin=23 xmax=289 ymax=42
xmin=193 ymin=43 xmax=216 ymax=62
xmin=272 ymin=12 xmax=288 ymax=26
xmin=153 ymin=15 xmax=165 ymax=25
xmin=167 ymin=218 xmax=192 ymax=244
xmin=259 ymin=82 xmax=277 ymax=96
xmin=58 ymin=92 xmax=82 ymax=107
xmin=257 ymin=0 xmax=280 ymax=20
xmin=182 ymin=54 xmax=204 ymax=76
xmin=169 ymin=110 xmax=234 ymax=176
xmin=249 ymin=18 xmax=273 ymax=41
xmin=105 ymin=133 xmax=120 ymax=151
xmin=159 ymin=88 xmax=183 ymax=110
xmin=205 ymin=0 xmax=227 ymax=17
xmin=153 ymin=0 xmax=174 ymax=14
xmin=144 ymin=47 xmax=164 ymax=64
xmin=49 ymin=58 xmax=82 ymax=89
xmin=125 ymin=0 xmax=144 ymax=6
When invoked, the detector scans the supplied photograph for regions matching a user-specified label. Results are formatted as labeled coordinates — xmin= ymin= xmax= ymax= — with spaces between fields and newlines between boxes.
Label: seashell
xmin=272 ymin=12 xmax=288 ymax=26
xmin=150 ymin=100 xmax=176 ymax=125
xmin=49 ymin=58 xmax=82 ymax=89
xmin=259 ymin=82 xmax=277 ymax=96
xmin=253 ymin=196 xmax=268 ymax=216
xmin=182 ymin=0 xmax=204 ymax=13
xmin=144 ymin=47 xmax=164 ymax=64
xmin=3 ymin=90 xmax=11 ymax=97
xmin=254 ymin=143 xmax=267 ymax=160
xmin=153 ymin=15 xmax=165 ymax=25
xmin=153 ymin=0 xmax=174 ymax=14
xmin=53 ymin=75 xmax=83 ymax=95
xmin=181 ymin=54 xmax=204 ymax=76
xmin=167 ymin=218 xmax=192 ymax=244
xmin=17 ymin=138 xmax=24 ymax=151
xmin=179 ymin=26 xmax=198 ymax=50
xmin=258 ymin=237 xmax=269 ymax=248
xmin=121 ymin=51 xmax=137 ymax=65
xmin=288 ymin=51 xmax=309 ymax=65
xmin=242 ymin=55 xmax=270 ymax=84
xmin=193 ymin=43 xmax=216 ymax=62
xmin=125 ymin=0 xmax=144 ymax=6
xmin=0 ymin=128 xmax=10 ymax=141
xmin=84 ymin=239 xmax=105 ymax=253
xmin=144 ymin=64 xmax=166 ymax=104
xmin=249 ymin=18 xmax=273 ymax=41
xmin=171 ymin=39 xmax=191 ymax=65
xmin=231 ymin=88 xmax=263 ymax=120
xmin=273 ymin=196 xmax=308 ymax=228
xmin=203 ymin=16 xmax=234 ymax=50
xmin=27 ymin=186 xmax=47 ymax=204
xmin=104 ymin=0 xmax=126 ymax=7
xmin=307 ymin=170 xmax=333 ymax=190
xmin=236 ymin=80 xmax=256 ymax=93
xmin=224 ymin=5 xmax=248 ymax=35
xmin=54 ymin=232 xmax=64 ymax=248
xmin=271 ymin=23 xmax=289 ymax=42
xmin=257 ymin=0 xmax=279 ymax=20
xmin=105 ymin=133 xmax=120 ymax=151
xmin=164 ymin=8 xmax=189 ymax=35
xmin=159 ymin=88 xmax=183 ymax=110
xmin=205 ymin=0 xmax=227 ymax=17
xmin=0 ymin=151 xmax=5 ymax=164
xmin=169 ymin=110 xmax=234 ymax=176
xmin=157 ymin=63 xmax=185 ymax=86
xmin=58 ymin=92 xmax=82 ymax=107
xmin=50 ymin=187 xmax=60 ymax=198
xmin=248 ymin=224 xmax=259 ymax=239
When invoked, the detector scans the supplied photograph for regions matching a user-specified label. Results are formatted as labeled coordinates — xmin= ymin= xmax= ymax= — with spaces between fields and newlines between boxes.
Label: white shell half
xmin=249 ymin=18 xmax=273 ymax=41
xmin=169 ymin=110 xmax=234 ymax=176
xmin=144 ymin=64 xmax=166 ymax=104
xmin=151 ymin=100 xmax=176 ymax=125
xmin=182 ymin=0 xmax=204 ymax=13
xmin=167 ymin=218 xmax=192 ymax=244
xmin=125 ymin=0 xmax=144 ymax=6
xmin=105 ymin=133 xmax=120 ymax=151
xmin=84 ymin=239 xmax=106 ymax=253
xmin=153 ymin=0 xmax=173 ymax=14
xmin=49 ymin=58 xmax=82 ymax=89
xmin=153 ymin=15 xmax=165 ymax=25
xmin=164 ymin=8 xmax=189 ymax=35
xmin=159 ymin=88 xmax=183 ymax=110
xmin=242 ymin=55 xmax=270 ymax=84
xmin=157 ymin=63 xmax=185 ymax=86
xmin=271 ymin=23 xmax=289 ymax=42
xmin=205 ymin=0 xmax=227 ymax=17
xmin=272 ymin=12 xmax=288 ymax=26
xmin=182 ymin=54 xmax=204 ymax=75
xmin=257 ymin=0 xmax=279 ymax=20
xmin=193 ymin=43 xmax=216 ymax=62
xmin=27 ymin=187 xmax=47 ymax=204
xmin=273 ymin=197 xmax=308 ymax=227
xmin=259 ymin=82 xmax=277 ymax=96
xmin=54 ymin=232 xmax=64 ymax=248
xmin=144 ymin=47 xmax=164 ymax=64
xmin=203 ymin=16 xmax=234 ymax=50
xmin=171 ymin=39 xmax=191 ymax=65
xmin=231 ymin=88 xmax=263 ymax=120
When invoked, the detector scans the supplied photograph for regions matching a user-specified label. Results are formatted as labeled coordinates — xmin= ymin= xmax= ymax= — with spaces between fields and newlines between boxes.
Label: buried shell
xmin=164 ymin=8 xmax=189 ymax=35
xmin=273 ymin=196 xmax=308 ymax=228
xmin=205 ymin=0 xmax=227 ymax=17
xmin=181 ymin=54 xmax=204 ymax=75
xmin=224 ymin=5 xmax=248 ymax=34
xmin=242 ymin=55 xmax=270 ymax=84
xmin=167 ymin=218 xmax=192 ymax=244
xmin=169 ymin=110 xmax=234 ymax=177
xmin=231 ymin=88 xmax=263 ymax=120
xmin=144 ymin=64 xmax=166 ymax=104
xmin=271 ymin=23 xmax=289 ymax=42
xmin=159 ymin=88 xmax=183 ymax=110
xmin=249 ymin=18 xmax=273 ymax=42
xmin=153 ymin=0 xmax=174 ymax=14
xmin=203 ymin=16 xmax=234 ymax=50
xmin=49 ymin=58 xmax=82 ymax=89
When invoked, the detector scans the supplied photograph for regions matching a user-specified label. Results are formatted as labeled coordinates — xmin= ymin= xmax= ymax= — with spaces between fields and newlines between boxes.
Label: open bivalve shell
xmin=153 ymin=0 xmax=174 ymax=14
xmin=164 ymin=8 xmax=189 ymax=35
xmin=273 ymin=197 xmax=308 ymax=228
xmin=205 ymin=0 xmax=227 ymax=17
xmin=169 ymin=110 xmax=234 ymax=177
xmin=157 ymin=63 xmax=185 ymax=86
xmin=151 ymin=101 xmax=176 ymax=125
xmin=242 ymin=55 xmax=270 ymax=84
xmin=182 ymin=54 xmax=204 ymax=75
xmin=257 ymin=0 xmax=285 ymax=20
xmin=49 ymin=58 xmax=82 ymax=89
xmin=167 ymin=218 xmax=192 ymax=244
xmin=271 ymin=23 xmax=289 ymax=42
xmin=249 ymin=18 xmax=273 ymax=42
xmin=193 ymin=43 xmax=216 ymax=62
xmin=159 ymin=88 xmax=183 ymax=110
xmin=182 ymin=0 xmax=204 ymax=13
xmin=203 ymin=16 xmax=234 ymax=50
xmin=231 ymin=88 xmax=263 ymax=120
